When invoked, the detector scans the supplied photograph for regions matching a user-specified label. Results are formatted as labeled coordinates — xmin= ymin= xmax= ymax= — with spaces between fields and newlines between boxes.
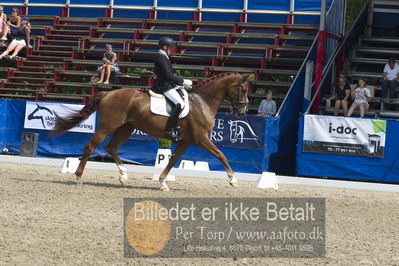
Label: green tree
xmin=346 ymin=0 xmax=368 ymax=30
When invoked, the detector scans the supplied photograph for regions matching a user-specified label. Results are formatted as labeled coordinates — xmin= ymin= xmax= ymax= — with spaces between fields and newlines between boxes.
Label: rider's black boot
xmin=165 ymin=103 xmax=182 ymax=142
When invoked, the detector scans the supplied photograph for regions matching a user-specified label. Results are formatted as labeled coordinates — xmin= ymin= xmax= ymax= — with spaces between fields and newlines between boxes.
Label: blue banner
xmin=130 ymin=113 xmax=265 ymax=150
xmin=0 ymin=99 xmax=267 ymax=173
xmin=209 ymin=113 xmax=264 ymax=150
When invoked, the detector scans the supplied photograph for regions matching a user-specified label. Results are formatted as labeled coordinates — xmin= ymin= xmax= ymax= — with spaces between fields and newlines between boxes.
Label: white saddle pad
xmin=149 ymin=88 xmax=189 ymax=118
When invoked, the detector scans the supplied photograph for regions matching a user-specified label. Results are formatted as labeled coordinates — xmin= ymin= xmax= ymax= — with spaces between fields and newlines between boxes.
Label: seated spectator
xmin=347 ymin=78 xmax=372 ymax=118
xmin=97 ymin=44 xmax=119 ymax=84
xmin=4 ymin=8 xmax=21 ymax=38
xmin=0 ymin=6 xmax=7 ymax=43
xmin=0 ymin=16 xmax=30 ymax=60
xmin=326 ymin=73 xmax=351 ymax=116
xmin=258 ymin=89 xmax=277 ymax=116
xmin=381 ymin=57 xmax=399 ymax=101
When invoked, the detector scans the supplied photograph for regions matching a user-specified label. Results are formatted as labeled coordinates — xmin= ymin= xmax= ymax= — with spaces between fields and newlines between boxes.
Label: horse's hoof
xmin=119 ymin=173 xmax=127 ymax=186
xmin=229 ymin=180 xmax=239 ymax=187
xmin=160 ymin=185 xmax=170 ymax=192
xmin=119 ymin=176 xmax=128 ymax=186
xmin=160 ymin=180 xmax=170 ymax=191
xmin=75 ymin=180 xmax=83 ymax=186
xmin=229 ymin=176 xmax=238 ymax=187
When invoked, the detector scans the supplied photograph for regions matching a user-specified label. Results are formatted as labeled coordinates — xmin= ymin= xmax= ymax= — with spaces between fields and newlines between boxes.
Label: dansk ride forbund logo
xmin=24 ymin=101 xmax=96 ymax=133
xmin=27 ymin=104 xmax=54 ymax=128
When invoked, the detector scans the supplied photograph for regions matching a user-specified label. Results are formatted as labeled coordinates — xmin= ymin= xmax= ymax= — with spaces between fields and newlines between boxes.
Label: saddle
xmin=148 ymin=87 xmax=190 ymax=118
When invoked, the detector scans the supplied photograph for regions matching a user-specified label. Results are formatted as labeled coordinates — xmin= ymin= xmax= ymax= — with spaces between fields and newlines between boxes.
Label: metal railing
xmin=0 ymin=0 xmax=322 ymax=16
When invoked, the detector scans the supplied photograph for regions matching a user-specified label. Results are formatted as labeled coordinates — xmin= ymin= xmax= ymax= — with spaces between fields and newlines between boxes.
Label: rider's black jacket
xmin=153 ymin=51 xmax=183 ymax=93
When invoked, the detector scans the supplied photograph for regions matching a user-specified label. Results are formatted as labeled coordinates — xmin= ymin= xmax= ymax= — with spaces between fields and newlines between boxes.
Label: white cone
xmin=194 ymin=161 xmax=210 ymax=171
xmin=152 ymin=149 xmax=175 ymax=181
xmin=61 ymin=157 xmax=80 ymax=174
xmin=258 ymin=172 xmax=278 ymax=189
xmin=178 ymin=160 xmax=195 ymax=170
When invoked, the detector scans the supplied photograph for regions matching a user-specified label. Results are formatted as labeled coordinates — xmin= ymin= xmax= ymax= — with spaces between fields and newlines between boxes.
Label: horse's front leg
xmin=159 ymin=142 xmax=189 ymax=191
xmin=196 ymin=137 xmax=238 ymax=187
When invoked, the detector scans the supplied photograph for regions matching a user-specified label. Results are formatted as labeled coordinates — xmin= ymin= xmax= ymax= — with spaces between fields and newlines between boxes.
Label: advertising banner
xmin=130 ymin=113 xmax=265 ymax=150
xmin=24 ymin=101 xmax=96 ymax=133
xmin=303 ymin=115 xmax=386 ymax=158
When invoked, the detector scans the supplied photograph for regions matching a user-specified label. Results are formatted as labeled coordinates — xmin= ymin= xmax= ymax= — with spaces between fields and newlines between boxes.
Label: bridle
xmin=230 ymin=76 xmax=249 ymax=115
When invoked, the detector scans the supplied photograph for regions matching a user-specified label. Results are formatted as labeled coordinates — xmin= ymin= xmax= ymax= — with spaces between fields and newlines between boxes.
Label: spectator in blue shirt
xmin=258 ymin=89 xmax=276 ymax=116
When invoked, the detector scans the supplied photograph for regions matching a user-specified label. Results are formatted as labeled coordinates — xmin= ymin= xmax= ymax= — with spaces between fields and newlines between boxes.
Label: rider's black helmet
xmin=159 ymin=37 xmax=175 ymax=48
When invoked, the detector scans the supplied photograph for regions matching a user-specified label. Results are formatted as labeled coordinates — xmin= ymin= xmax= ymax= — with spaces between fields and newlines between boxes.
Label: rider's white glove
xmin=183 ymin=79 xmax=193 ymax=90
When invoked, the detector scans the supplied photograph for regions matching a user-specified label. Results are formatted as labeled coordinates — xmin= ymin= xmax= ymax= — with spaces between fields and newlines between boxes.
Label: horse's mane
xmin=191 ymin=72 xmax=240 ymax=91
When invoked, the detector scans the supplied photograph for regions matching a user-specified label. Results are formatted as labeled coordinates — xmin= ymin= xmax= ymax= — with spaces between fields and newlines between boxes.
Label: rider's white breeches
xmin=164 ymin=87 xmax=185 ymax=109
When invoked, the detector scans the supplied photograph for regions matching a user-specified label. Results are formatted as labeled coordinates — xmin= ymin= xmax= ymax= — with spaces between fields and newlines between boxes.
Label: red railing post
xmin=105 ymin=8 xmax=113 ymax=18
xmin=311 ymin=30 xmax=326 ymax=114
xmin=61 ymin=7 xmax=70 ymax=18
xmin=20 ymin=6 xmax=28 ymax=16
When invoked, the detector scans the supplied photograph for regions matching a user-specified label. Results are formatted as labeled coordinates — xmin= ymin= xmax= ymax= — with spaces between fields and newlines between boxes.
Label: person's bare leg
xmin=97 ymin=66 xmax=105 ymax=83
xmin=1 ymin=25 xmax=9 ymax=39
xmin=0 ymin=42 xmax=16 ymax=58
xmin=9 ymin=44 xmax=24 ymax=59
xmin=347 ymin=103 xmax=358 ymax=117
xmin=334 ymin=100 xmax=341 ymax=115
xmin=359 ymin=103 xmax=365 ymax=117
xmin=104 ymin=65 xmax=112 ymax=84
xmin=342 ymin=100 xmax=348 ymax=116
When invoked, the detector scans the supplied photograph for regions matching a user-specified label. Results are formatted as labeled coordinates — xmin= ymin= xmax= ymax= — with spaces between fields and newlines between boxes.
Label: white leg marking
xmin=117 ymin=164 xmax=128 ymax=186
xmin=160 ymin=180 xmax=170 ymax=192
xmin=229 ymin=176 xmax=238 ymax=187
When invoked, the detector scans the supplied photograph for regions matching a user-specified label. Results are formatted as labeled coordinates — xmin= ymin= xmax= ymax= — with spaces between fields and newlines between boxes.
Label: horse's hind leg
xmin=196 ymin=137 xmax=238 ymax=187
xmin=159 ymin=142 xmax=189 ymax=191
xmin=105 ymin=123 xmax=134 ymax=186
xmin=75 ymin=129 xmax=109 ymax=182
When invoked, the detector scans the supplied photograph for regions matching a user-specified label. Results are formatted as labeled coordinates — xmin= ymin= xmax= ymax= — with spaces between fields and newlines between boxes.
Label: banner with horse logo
xmin=209 ymin=114 xmax=264 ymax=150
xmin=129 ymin=113 xmax=265 ymax=150
xmin=303 ymin=115 xmax=386 ymax=158
xmin=24 ymin=101 xmax=96 ymax=133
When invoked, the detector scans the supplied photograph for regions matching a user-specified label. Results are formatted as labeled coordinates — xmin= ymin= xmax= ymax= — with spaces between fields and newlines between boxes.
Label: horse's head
xmin=228 ymin=74 xmax=250 ymax=117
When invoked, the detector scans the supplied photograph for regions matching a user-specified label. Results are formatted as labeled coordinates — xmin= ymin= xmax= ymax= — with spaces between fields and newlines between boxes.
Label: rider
xmin=153 ymin=36 xmax=192 ymax=142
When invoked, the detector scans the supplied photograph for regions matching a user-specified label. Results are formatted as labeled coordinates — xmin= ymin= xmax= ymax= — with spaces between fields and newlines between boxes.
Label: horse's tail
xmin=50 ymin=91 xmax=107 ymax=137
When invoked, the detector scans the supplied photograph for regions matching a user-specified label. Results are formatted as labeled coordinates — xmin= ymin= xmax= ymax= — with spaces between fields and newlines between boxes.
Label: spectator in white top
xmin=381 ymin=57 xmax=399 ymax=100
xmin=258 ymin=89 xmax=277 ymax=116
xmin=347 ymin=78 xmax=372 ymax=118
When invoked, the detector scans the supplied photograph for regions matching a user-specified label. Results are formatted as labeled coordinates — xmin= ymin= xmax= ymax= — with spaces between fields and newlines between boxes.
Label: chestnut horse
xmin=51 ymin=73 xmax=250 ymax=191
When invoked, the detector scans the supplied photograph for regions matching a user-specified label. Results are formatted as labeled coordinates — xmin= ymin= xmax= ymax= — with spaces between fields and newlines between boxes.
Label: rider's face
xmin=163 ymin=45 xmax=172 ymax=55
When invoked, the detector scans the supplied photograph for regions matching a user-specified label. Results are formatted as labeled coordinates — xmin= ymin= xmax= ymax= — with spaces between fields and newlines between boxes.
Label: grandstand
xmin=0 ymin=3 xmax=320 ymax=113
xmin=317 ymin=1 xmax=399 ymax=118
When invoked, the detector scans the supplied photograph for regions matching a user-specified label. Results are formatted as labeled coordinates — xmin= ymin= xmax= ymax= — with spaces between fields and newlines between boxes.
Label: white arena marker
xmin=60 ymin=157 xmax=80 ymax=174
xmin=194 ymin=161 xmax=210 ymax=171
xmin=178 ymin=160 xmax=195 ymax=170
xmin=258 ymin=172 xmax=278 ymax=189
xmin=152 ymin=149 xmax=175 ymax=181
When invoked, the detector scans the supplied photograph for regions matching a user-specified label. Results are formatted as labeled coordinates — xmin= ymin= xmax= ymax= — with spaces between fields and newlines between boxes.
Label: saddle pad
xmin=149 ymin=88 xmax=189 ymax=118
